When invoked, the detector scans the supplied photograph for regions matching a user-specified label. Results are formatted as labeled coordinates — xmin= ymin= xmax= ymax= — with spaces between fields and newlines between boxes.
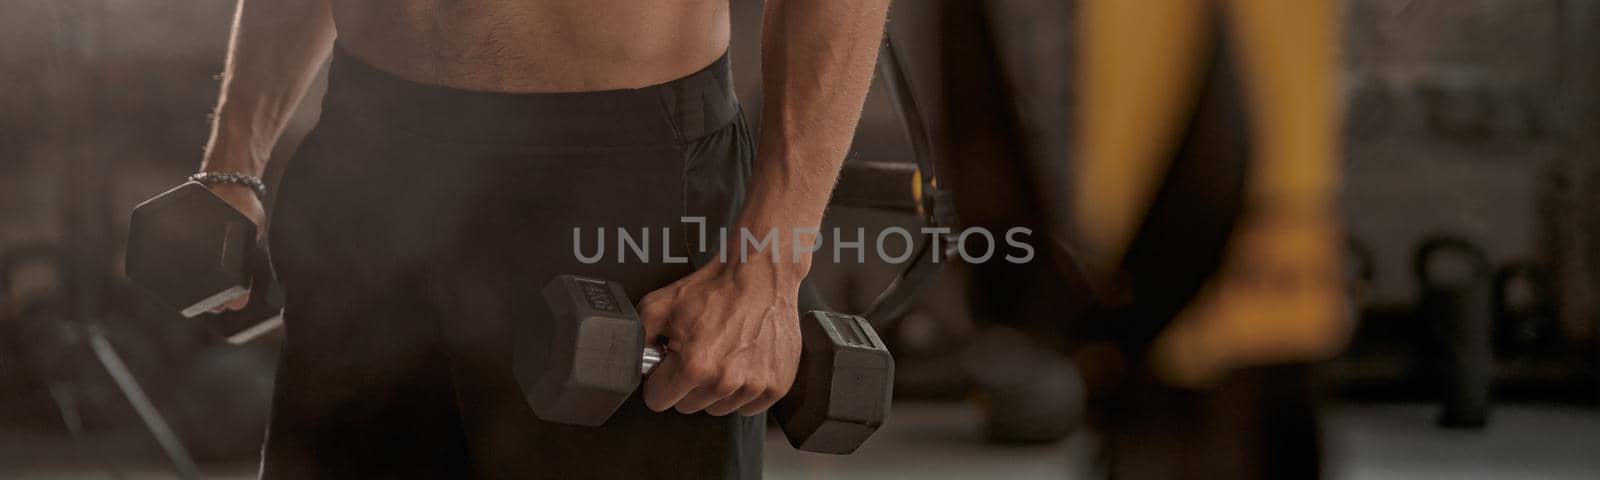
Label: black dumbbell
xmin=516 ymin=275 xmax=893 ymax=454
xmin=126 ymin=181 xmax=284 ymax=344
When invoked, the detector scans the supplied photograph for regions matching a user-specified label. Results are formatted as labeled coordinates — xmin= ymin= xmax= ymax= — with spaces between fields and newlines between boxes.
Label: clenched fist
xmin=638 ymin=261 xmax=803 ymax=416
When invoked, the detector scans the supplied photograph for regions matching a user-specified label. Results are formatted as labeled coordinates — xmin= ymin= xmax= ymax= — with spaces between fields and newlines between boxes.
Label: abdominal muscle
xmin=331 ymin=0 xmax=732 ymax=93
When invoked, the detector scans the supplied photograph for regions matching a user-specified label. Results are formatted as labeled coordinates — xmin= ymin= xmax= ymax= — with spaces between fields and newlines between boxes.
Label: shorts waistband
xmin=321 ymin=45 xmax=739 ymax=147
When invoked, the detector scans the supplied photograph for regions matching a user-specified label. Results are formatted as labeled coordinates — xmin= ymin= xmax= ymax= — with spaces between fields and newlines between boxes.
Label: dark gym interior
xmin=3 ymin=0 xmax=1600 ymax=478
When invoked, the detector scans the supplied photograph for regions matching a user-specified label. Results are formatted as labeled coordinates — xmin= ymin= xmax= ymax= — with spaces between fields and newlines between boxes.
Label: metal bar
xmin=86 ymin=325 xmax=202 ymax=480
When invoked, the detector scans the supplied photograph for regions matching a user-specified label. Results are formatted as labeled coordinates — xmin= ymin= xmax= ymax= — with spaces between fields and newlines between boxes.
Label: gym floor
xmin=4 ymin=401 xmax=1597 ymax=479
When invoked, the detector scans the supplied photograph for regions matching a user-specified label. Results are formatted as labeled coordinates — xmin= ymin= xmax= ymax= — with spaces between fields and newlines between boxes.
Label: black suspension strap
xmin=860 ymin=33 xmax=960 ymax=325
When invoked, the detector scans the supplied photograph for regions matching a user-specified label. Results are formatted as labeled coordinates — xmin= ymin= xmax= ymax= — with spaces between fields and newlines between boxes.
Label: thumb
xmin=214 ymin=287 xmax=251 ymax=312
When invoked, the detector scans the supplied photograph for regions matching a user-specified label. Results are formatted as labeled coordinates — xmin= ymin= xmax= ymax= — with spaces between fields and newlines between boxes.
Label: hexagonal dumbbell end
xmin=773 ymin=311 xmax=894 ymax=454
xmin=126 ymin=181 xmax=257 ymax=318
xmin=516 ymin=275 xmax=645 ymax=426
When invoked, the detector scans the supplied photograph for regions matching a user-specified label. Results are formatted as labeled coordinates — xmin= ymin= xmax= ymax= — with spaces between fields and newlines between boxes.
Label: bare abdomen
xmin=331 ymin=0 xmax=730 ymax=93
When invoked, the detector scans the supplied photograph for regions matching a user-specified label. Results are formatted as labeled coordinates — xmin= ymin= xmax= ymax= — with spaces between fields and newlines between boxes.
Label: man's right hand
xmin=206 ymin=181 xmax=267 ymax=312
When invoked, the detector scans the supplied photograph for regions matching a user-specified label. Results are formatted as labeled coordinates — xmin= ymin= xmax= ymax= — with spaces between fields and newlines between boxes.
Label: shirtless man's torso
xmin=194 ymin=1 xmax=891 ymax=477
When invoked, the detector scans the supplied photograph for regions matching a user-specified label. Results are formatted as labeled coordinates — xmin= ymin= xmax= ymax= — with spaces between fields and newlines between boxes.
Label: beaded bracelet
xmin=189 ymin=172 xmax=266 ymax=199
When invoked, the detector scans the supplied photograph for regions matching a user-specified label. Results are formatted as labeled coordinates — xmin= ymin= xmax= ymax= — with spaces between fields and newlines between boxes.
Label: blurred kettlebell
xmin=961 ymin=327 xmax=1086 ymax=444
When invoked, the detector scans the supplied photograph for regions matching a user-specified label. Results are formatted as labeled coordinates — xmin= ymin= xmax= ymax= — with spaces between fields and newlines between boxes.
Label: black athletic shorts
xmin=262 ymin=45 xmax=762 ymax=479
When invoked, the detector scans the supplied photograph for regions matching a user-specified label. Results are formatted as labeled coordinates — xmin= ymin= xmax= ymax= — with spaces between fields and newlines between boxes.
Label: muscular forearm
xmin=736 ymin=0 xmax=892 ymax=281
xmin=199 ymin=0 xmax=336 ymax=176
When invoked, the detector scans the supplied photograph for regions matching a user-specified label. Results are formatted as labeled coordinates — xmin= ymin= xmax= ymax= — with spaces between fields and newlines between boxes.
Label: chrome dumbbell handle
xmin=641 ymin=346 xmax=663 ymax=376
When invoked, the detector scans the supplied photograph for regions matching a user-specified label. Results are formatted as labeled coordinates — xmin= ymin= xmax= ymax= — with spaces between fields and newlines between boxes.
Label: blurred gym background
xmin=3 ymin=0 xmax=1600 ymax=478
